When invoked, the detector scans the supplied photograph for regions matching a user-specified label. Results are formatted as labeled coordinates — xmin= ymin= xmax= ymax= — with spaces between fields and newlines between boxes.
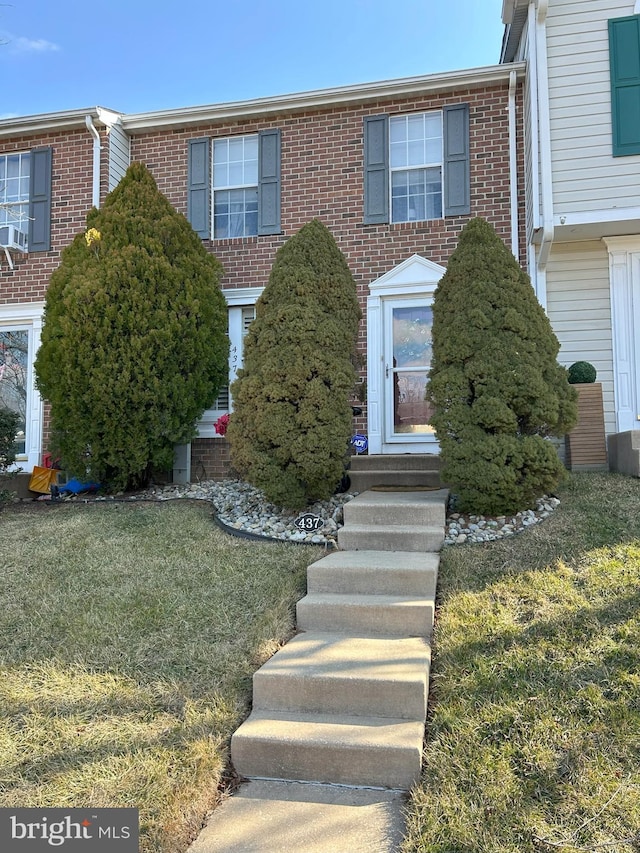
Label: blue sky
xmin=1 ymin=1 xmax=506 ymax=119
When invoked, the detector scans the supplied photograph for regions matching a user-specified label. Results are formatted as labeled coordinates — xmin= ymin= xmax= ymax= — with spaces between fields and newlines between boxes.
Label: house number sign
xmin=294 ymin=513 xmax=324 ymax=532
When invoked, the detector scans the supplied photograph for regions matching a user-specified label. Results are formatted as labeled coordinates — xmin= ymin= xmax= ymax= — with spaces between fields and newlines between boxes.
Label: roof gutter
xmin=122 ymin=63 xmax=526 ymax=132
xmin=85 ymin=115 xmax=102 ymax=209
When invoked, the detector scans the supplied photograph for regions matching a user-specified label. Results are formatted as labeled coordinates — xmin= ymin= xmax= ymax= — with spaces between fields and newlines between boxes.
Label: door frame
xmin=604 ymin=236 xmax=640 ymax=433
xmin=366 ymin=254 xmax=445 ymax=454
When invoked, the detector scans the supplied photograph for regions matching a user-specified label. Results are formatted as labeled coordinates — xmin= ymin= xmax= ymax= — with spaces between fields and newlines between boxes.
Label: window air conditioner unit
xmin=0 ymin=224 xmax=27 ymax=251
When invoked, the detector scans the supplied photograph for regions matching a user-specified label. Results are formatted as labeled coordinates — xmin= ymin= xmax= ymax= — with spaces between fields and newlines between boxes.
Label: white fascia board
xmin=0 ymin=302 xmax=45 ymax=322
xmin=122 ymin=64 xmax=526 ymax=133
xmin=0 ymin=106 xmax=122 ymax=139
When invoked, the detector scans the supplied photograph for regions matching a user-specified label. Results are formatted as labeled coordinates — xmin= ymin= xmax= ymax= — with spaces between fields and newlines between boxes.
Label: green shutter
xmin=363 ymin=115 xmax=389 ymax=224
xmin=609 ymin=16 xmax=640 ymax=157
xmin=187 ymin=138 xmax=211 ymax=237
xmin=28 ymin=146 xmax=52 ymax=252
xmin=443 ymin=104 xmax=470 ymax=216
xmin=258 ymin=128 xmax=281 ymax=235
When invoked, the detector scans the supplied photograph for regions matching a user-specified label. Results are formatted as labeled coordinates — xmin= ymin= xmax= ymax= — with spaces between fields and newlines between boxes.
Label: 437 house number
xmin=294 ymin=513 xmax=324 ymax=531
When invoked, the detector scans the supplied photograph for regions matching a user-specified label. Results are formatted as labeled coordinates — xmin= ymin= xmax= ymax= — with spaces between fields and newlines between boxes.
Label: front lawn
xmin=0 ymin=501 xmax=320 ymax=853
xmin=403 ymin=472 xmax=640 ymax=853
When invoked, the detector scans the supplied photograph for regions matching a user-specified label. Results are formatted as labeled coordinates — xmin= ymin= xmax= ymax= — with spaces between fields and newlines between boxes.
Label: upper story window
xmin=0 ymin=146 xmax=52 ymax=253
xmin=213 ymin=136 xmax=259 ymax=238
xmin=363 ymin=104 xmax=470 ymax=225
xmin=390 ymin=113 xmax=443 ymax=222
xmin=0 ymin=153 xmax=30 ymax=247
xmin=187 ymin=131 xmax=281 ymax=240
xmin=609 ymin=15 xmax=640 ymax=157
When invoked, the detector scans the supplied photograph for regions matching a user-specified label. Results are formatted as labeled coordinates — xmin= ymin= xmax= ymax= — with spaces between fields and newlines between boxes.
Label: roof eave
xmin=122 ymin=63 xmax=527 ymax=133
xmin=0 ymin=106 xmax=122 ymax=139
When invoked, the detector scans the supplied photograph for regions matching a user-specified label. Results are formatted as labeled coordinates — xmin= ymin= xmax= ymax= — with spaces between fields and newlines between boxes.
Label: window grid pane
xmin=390 ymin=113 xmax=443 ymax=223
xmin=0 ymin=153 xmax=30 ymax=231
xmin=213 ymin=135 xmax=258 ymax=238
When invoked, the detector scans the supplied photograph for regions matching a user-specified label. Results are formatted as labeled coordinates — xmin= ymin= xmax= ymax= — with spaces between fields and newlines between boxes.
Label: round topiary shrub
xmin=427 ymin=217 xmax=578 ymax=516
xmin=567 ymin=361 xmax=597 ymax=384
xmin=227 ymin=219 xmax=361 ymax=510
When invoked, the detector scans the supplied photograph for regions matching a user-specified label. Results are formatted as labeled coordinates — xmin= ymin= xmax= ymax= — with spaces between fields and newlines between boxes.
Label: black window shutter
xmin=28 ymin=146 xmax=52 ymax=252
xmin=443 ymin=104 xmax=470 ymax=217
xmin=187 ymin=138 xmax=211 ymax=238
xmin=258 ymin=128 xmax=281 ymax=235
xmin=363 ymin=115 xmax=389 ymax=224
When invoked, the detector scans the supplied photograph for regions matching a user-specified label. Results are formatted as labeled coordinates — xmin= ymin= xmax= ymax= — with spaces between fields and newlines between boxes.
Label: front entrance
xmin=366 ymin=254 xmax=445 ymax=455
xmin=383 ymin=298 xmax=435 ymax=446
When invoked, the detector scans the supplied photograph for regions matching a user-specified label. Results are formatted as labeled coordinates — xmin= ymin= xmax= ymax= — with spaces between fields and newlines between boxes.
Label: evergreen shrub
xmin=567 ymin=361 xmax=597 ymax=384
xmin=227 ymin=219 xmax=361 ymax=509
xmin=427 ymin=217 xmax=577 ymax=515
xmin=0 ymin=407 xmax=20 ymax=504
xmin=35 ymin=163 xmax=228 ymax=491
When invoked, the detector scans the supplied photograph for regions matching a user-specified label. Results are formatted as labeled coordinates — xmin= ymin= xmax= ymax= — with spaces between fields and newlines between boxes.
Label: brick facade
xmin=0 ymin=74 xmax=525 ymax=480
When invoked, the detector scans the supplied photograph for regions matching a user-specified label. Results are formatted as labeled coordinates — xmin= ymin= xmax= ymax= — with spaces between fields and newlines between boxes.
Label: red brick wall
xmin=131 ymin=83 xmax=525 ymax=480
xmin=1 ymin=83 xmax=525 ymax=481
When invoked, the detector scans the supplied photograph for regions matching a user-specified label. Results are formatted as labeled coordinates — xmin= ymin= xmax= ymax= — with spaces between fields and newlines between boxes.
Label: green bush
xmin=427 ymin=217 xmax=577 ymax=515
xmin=227 ymin=219 xmax=361 ymax=509
xmin=567 ymin=360 xmax=597 ymax=384
xmin=35 ymin=163 xmax=228 ymax=491
xmin=0 ymin=406 xmax=20 ymax=504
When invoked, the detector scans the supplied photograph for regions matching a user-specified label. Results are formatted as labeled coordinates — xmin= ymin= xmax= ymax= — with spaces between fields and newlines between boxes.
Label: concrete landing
xmin=187 ymin=780 xmax=406 ymax=853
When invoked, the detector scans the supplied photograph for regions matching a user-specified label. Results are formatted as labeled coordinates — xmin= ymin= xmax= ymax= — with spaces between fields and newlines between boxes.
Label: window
xmin=0 ymin=146 xmax=52 ymax=252
xmin=609 ymin=15 xmax=640 ymax=157
xmin=0 ymin=328 xmax=28 ymax=454
xmin=213 ymin=136 xmax=259 ymax=238
xmin=390 ymin=113 xmax=443 ymax=222
xmin=0 ymin=153 xmax=30 ymax=246
xmin=363 ymin=104 xmax=470 ymax=225
xmin=196 ymin=288 xmax=263 ymax=438
xmin=187 ymin=131 xmax=281 ymax=239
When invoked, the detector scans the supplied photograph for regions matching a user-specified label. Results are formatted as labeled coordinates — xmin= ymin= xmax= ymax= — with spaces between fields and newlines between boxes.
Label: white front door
xmin=382 ymin=297 xmax=437 ymax=451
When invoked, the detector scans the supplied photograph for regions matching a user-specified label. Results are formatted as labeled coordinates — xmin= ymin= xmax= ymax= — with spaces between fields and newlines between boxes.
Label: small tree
xmin=0 ymin=407 xmax=20 ymax=504
xmin=227 ymin=219 xmax=361 ymax=509
xmin=35 ymin=163 xmax=228 ymax=491
xmin=427 ymin=217 xmax=577 ymax=515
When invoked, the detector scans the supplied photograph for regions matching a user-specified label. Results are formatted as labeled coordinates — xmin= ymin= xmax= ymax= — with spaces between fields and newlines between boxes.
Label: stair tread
xmin=299 ymin=592 xmax=433 ymax=605
xmin=312 ymin=550 xmax=439 ymax=569
xmin=234 ymin=709 xmax=424 ymax=746
xmin=255 ymin=632 xmax=430 ymax=681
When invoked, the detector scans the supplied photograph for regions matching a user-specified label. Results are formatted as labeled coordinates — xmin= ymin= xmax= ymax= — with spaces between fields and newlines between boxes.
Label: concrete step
xmin=231 ymin=710 xmax=425 ymax=789
xmin=252 ymin=632 xmax=431 ymax=719
xmin=349 ymin=454 xmax=443 ymax=472
xmin=343 ymin=489 xmax=447 ymax=528
xmin=296 ymin=593 xmax=435 ymax=637
xmin=349 ymin=470 xmax=442 ymax=491
xmin=307 ymin=550 xmax=439 ymax=596
xmin=337 ymin=523 xmax=444 ymax=553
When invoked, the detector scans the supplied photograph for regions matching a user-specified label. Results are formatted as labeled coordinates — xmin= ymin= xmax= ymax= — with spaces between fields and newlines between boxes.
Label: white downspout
xmin=85 ymin=115 xmax=102 ymax=209
xmin=535 ymin=0 xmax=553 ymax=299
xmin=508 ymin=69 xmax=520 ymax=261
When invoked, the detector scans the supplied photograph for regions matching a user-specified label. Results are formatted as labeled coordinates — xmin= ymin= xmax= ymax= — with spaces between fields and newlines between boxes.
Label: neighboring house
xmin=501 ymin=0 xmax=640 ymax=442
xmin=0 ymin=65 xmax=524 ymax=478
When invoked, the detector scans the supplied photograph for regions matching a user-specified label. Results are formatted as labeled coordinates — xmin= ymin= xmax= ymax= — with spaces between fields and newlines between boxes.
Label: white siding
xmin=107 ymin=121 xmax=130 ymax=191
xmin=546 ymin=240 xmax=616 ymax=434
xmin=547 ymin=0 xmax=640 ymax=215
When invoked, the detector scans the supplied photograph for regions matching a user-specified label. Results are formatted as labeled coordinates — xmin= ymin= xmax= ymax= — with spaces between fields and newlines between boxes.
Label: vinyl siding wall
xmin=547 ymin=0 xmax=640 ymax=215
xmin=546 ymin=240 xmax=616 ymax=434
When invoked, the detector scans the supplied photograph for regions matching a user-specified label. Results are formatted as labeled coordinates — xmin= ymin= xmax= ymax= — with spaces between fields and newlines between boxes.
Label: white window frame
xmin=197 ymin=287 xmax=263 ymax=438
xmin=0 ymin=151 xmax=31 ymax=243
xmin=389 ymin=111 xmax=443 ymax=224
xmin=212 ymin=134 xmax=259 ymax=239
xmin=0 ymin=303 xmax=44 ymax=472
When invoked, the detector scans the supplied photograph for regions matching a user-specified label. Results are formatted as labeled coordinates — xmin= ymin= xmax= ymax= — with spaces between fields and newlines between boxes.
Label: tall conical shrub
xmin=35 ymin=162 xmax=228 ymax=490
xmin=427 ymin=217 xmax=577 ymax=515
xmin=228 ymin=219 xmax=361 ymax=509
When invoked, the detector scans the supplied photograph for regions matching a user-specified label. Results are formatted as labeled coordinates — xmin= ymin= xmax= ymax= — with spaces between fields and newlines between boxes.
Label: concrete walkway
xmin=187 ymin=488 xmax=447 ymax=853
